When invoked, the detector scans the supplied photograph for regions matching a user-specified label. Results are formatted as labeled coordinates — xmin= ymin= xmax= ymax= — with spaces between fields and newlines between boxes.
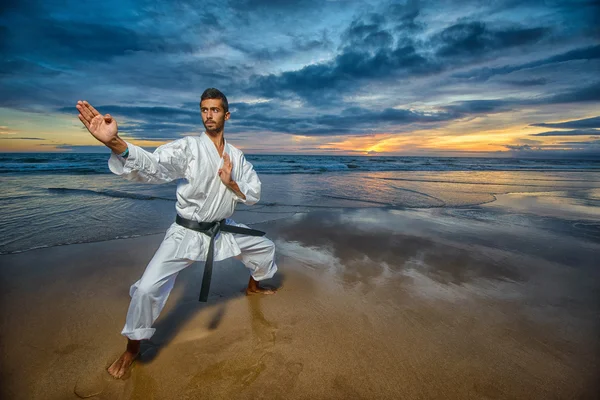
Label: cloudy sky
xmin=1 ymin=0 xmax=599 ymax=157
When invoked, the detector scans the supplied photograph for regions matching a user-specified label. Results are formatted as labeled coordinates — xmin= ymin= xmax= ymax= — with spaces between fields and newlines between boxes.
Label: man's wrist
xmin=226 ymin=180 xmax=246 ymax=200
xmin=107 ymin=136 xmax=128 ymax=155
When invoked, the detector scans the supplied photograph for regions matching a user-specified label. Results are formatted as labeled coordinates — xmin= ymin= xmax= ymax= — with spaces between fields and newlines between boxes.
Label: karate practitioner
xmin=76 ymin=88 xmax=277 ymax=379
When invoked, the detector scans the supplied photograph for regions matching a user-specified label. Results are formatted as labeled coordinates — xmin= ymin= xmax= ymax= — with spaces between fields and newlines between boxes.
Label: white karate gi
xmin=108 ymin=133 xmax=277 ymax=340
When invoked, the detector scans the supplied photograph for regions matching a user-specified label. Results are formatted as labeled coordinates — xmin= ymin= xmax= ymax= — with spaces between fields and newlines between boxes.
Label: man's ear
xmin=225 ymin=111 xmax=231 ymax=121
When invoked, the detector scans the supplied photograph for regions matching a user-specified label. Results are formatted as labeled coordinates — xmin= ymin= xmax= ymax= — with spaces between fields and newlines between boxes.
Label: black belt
xmin=175 ymin=215 xmax=266 ymax=302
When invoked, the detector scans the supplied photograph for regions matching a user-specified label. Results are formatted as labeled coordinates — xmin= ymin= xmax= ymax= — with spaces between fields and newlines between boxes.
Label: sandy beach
xmin=1 ymin=190 xmax=599 ymax=400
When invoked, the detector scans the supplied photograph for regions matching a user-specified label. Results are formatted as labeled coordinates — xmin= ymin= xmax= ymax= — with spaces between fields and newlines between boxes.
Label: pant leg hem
xmin=121 ymin=328 xmax=156 ymax=341
xmin=251 ymin=264 xmax=278 ymax=281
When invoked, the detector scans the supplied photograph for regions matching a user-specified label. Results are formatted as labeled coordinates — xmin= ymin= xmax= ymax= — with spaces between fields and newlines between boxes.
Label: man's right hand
xmin=76 ymin=100 xmax=127 ymax=154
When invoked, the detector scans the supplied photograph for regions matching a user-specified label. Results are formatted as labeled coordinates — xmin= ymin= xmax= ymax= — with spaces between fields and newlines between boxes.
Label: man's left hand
xmin=218 ymin=153 xmax=233 ymax=186
xmin=219 ymin=154 xmax=246 ymax=200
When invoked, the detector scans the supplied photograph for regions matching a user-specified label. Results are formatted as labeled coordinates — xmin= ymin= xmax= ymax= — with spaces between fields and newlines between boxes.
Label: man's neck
xmin=206 ymin=130 xmax=225 ymax=155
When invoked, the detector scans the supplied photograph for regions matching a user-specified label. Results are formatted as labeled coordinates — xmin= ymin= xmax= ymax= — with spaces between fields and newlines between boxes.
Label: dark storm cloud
xmin=465 ymin=81 xmax=600 ymax=113
xmin=227 ymin=102 xmax=455 ymax=136
xmin=443 ymin=99 xmax=513 ymax=115
xmin=388 ymin=1 xmax=423 ymax=33
xmin=333 ymin=106 xmax=453 ymax=125
xmin=543 ymin=81 xmax=600 ymax=104
xmin=249 ymin=43 xmax=439 ymax=100
xmin=441 ymin=93 xmax=590 ymax=117
xmin=118 ymin=124 xmax=201 ymax=140
xmin=502 ymin=78 xmax=547 ymax=86
xmin=531 ymin=116 xmax=600 ymax=129
xmin=292 ymin=33 xmax=334 ymax=53
xmin=453 ymin=44 xmax=600 ymax=81
xmin=452 ymin=82 xmax=600 ymax=114
xmin=340 ymin=16 xmax=393 ymax=51
xmin=0 ymin=58 xmax=62 ymax=77
xmin=4 ymin=19 xmax=163 ymax=65
xmin=232 ymin=33 xmax=333 ymax=62
xmin=222 ymin=102 xmax=305 ymax=135
xmin=433 ymin=22 xmax=549 ymax=58
xmin=531 ymin=129 xmax=600 ymax=136
xmin=231 ymin=0 xmax=318 ymax=11
xmin=0 ymin=25 xmax=8 ymax=53
xmin=0 ymin=0 xmax=38 ymax=16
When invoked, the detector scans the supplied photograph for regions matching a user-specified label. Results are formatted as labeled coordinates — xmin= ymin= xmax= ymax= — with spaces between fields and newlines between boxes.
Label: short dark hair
xmin=200 ymin=88 xmax=229 ymax=113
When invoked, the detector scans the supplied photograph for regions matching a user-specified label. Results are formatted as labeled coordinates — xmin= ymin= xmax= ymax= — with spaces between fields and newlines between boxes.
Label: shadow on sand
xmin=134 ymin=258 xmax=285 ymax=364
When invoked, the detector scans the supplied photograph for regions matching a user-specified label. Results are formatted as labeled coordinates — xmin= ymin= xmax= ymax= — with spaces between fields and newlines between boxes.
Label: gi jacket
xmin=108 ymin=132 xmax=261 ymax=261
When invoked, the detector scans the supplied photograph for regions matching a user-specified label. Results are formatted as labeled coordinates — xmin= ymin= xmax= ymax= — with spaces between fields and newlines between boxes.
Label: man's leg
xmin=108 ymin=233 xmax=193 ymax=379
xmin=230 ymin=222 xmax=278 ymax=295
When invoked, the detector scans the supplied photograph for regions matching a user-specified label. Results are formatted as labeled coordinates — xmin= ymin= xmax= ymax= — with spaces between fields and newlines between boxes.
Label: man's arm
xmin=77 ymin=100 xmax=188 ymax=183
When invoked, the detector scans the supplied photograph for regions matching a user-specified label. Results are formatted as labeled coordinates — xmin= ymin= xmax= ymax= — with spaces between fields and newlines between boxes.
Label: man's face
xmin=200 ymin=98 xmax=230 ymax=134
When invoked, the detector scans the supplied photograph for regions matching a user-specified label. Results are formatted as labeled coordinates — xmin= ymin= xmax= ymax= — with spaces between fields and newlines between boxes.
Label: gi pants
xmin=121 ymin=222 xmax=277 ymax=340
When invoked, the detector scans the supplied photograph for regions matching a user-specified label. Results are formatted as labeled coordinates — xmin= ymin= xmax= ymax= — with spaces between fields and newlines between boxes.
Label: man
xmin=76 ymin=88 xmax=277 ymax=379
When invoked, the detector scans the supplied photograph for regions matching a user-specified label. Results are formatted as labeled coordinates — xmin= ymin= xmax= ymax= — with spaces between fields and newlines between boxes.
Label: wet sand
xmin=1 ymin=193 xmax=599 ymax=399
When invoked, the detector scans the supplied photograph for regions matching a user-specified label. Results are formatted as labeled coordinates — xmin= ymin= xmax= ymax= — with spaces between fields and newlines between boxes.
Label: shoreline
xmin=7 ymin=186 xmax=600 ymax=256
xmin=3 ymin=168 xmax=600 ymax=256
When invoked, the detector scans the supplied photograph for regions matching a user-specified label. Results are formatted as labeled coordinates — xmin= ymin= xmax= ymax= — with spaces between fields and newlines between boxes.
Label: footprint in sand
xmin=286 ymin=361 xmax=304 ymax=375
xmin=181 ymin=357 xmax=267 ymax=399
xmin=74 ymin=370 xmax=111 ymax=398
xmin=181 ymin=354 xmax=304 ymax=399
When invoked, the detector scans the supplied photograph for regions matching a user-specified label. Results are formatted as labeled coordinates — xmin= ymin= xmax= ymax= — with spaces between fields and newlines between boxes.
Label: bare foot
xmin=107 ymin=339 xmax=140 ymax=379
xmin=246 ymin=277 xmax=277 ymax=296
xmin=246 ymin=286 xmax=277 ymax=295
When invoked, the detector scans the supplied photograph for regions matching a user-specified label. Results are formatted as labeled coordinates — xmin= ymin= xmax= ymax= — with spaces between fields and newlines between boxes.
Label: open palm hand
xmin=76 ymin=100 xmax=118 ymax=144
xmin=218 ymin=153 xmax=233 ymax=186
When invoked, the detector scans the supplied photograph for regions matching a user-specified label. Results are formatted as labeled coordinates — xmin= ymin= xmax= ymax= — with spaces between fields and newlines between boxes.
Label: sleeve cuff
xmin=108 ymin=141 xmax=138 ymax=175
xmin=234 ymin=180 xmax=250 ymax=203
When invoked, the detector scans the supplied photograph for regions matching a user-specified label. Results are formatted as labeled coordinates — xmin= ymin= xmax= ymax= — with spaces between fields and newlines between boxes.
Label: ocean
xmin=1 ymin=152 xmax=600 ymax=254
